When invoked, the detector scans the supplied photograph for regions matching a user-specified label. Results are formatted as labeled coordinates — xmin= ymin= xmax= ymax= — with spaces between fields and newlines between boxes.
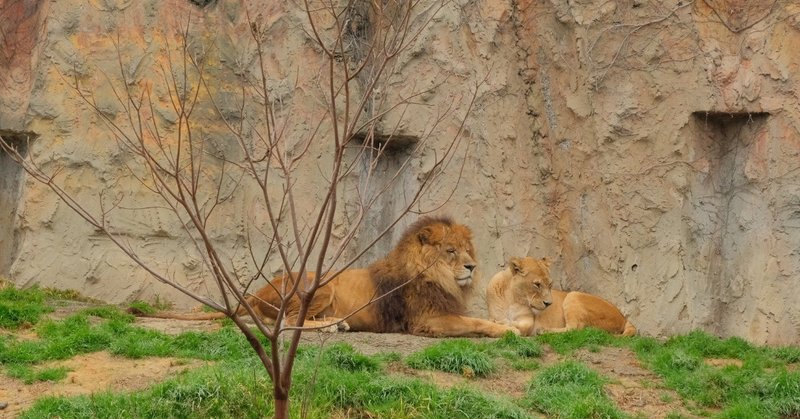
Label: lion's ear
xmin=509 ymin=257 xmax=523 ymax=274
xmin=418 ymin=226 xmax=434 ymax=245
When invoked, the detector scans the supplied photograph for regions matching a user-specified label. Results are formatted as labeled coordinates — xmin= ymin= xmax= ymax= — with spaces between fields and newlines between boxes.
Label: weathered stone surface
xmin=1 ymin=0 xmax=799 ymax=344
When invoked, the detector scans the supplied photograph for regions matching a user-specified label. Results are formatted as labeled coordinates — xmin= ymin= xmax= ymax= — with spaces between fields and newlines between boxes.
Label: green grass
xmin=0 ymin=285 xmax=54 ymax=329
xmin=406 ymin=338 xmax=495 ymax=377
xmin=128 ymin=297 xmax=173 ymax=312
xmin=5 ymin=364 xmax=70 ymax=384
xmin=525 ymin=360 xmax=626 ymax=419
xmin=0 ymin=284 xmax=258 ymax=366
xmin=520 ymin=328 xmax=800 ymax=418
xmin=21 ymin=359 xmax=276 ymax=419
xmin=78 ymin=304 xmax=136 ymax=322
xmin=127 ymin=300 xmax=157 ymax=315
xmin=41 ymin=287 xmax=96 ymax=302
xmin=496 ymin=331 xmax=544 ymax=358
xmin=632 ymin=330 xmax=800 ymax=418
xmin=535 ymin=327 xmax=620 ymax=354
xmin=2 ymin=285 xmax=533 ymax=417
xmin=495 ymin=331 xmax=544 ymax=370
xmin=317 ymin=342 xmax=381 ymax=372
xmin=4 ymin=283 xmax=800 ymax=419
xmin=295 ymin=345 xmax=531 ymax=419
xmin=405 ymin=332 xmax=543 ymax=376
xmin=772 ymin=345 xmax=800 ymax=363
xmin=0 ymin=312 xmax=260 ymax=366
xmin=21 ymin=344 xmax=532 ymax=419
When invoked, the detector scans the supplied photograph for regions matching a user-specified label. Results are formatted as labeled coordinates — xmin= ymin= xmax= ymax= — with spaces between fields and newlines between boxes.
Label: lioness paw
xmin=496 ymin=325 xmax=521 ymax=336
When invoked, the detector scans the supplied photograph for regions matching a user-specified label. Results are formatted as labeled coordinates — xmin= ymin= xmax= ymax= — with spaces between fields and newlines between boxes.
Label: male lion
xmin=486 ymin=256 xmax=636 ymax=336
xmin=135 ymin=216 xmax=518 ymax=338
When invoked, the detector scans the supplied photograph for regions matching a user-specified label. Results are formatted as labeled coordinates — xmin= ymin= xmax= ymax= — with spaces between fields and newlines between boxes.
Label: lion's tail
xmin=621 ymin=320 xmax=637 ymax=337
xmin=127 ymin=296 xmax=258 ymax=321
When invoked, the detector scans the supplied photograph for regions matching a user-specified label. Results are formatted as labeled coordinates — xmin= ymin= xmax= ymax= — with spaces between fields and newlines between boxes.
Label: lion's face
xmin=508 ymin=257 xmax=553 ymax=312
xmin=417 ymin=222 xmax=478 ymax=288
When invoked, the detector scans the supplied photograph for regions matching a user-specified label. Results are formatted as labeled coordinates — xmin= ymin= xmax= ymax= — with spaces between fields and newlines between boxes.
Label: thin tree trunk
xmin=274 ymin=391 xmax=289 ymax=419
xmin=0 ymin=3 xmax=471 ymax=417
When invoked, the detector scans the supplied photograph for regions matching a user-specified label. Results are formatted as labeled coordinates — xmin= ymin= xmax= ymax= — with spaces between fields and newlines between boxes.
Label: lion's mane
xmin=369 ymin=216 xmax=475 ymax=334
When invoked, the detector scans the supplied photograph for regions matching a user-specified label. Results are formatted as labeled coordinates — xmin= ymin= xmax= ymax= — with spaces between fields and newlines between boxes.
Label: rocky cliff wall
xmin=517 ymin=0 xmax=800 ymax=344
xmin=1 ymin=0 xmax=798 ymax=344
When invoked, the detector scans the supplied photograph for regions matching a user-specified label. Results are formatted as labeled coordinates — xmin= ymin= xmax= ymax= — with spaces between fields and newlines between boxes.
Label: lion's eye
xmin=447 ymin=247 xmax=456 ymax=254
xmin=533 ymin=282 xmax=541 ymax=289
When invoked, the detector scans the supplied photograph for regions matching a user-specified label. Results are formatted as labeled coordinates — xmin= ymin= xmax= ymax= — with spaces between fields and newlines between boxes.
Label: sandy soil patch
xmin=0 ymin=352 xmax=206 ymax=418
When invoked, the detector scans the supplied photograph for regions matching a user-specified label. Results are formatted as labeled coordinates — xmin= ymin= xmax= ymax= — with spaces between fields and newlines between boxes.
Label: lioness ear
xmin=509 ymin=257 xmax=523 ymax=274
xmin=539 ymin=257 xmax=552 ymax=273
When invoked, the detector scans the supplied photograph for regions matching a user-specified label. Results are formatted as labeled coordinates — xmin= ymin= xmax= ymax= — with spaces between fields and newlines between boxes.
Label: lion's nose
xmin=464 ymin=263 xmax=476 ymax=272
xmin=543 ymin=300 xmax=552 ymax=307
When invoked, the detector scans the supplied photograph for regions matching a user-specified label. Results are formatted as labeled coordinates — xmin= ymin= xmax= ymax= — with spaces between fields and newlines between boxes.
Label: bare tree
xmin=0 ymin=1 xmax=477 ymax=417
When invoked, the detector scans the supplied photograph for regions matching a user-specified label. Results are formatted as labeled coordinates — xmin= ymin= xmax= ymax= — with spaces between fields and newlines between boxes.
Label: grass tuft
xmin=127 ymin=300 xmax=156 ymax=315
xmin=322 ymin=343 xmax=380 ymax=372
xmin=5 ymin=364 xmax=70 ymax=384
xmin=535 ymin=327 xmax=617 ymax=354
xmin=405 ymin=333 xmax=544 ymax=376
xmin=772 ymin=345 xmax=800 ymax=364
xmin=496 ymin=331 xmax=543 ymax=358
xmin=41 ymin=287 xmax=93 ymax=302
xmin=406 ymin=339 xmax=493 ymax=377
xmin=493 ymin=332 xmax=543 ymax=370
xmin=526 ymin=360 xmax=625 ymax=419
xmin=0 ymin=285 xmax=53 ymax=329
xmin=78 ymin=305 xmax=135 ymax=322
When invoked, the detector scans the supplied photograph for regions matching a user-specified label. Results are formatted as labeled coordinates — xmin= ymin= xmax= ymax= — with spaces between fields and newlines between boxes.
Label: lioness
xmin=486 ymin=256 xmax=636 ymax=336
xmin=136 ymin=216 xmax=518 ymax=338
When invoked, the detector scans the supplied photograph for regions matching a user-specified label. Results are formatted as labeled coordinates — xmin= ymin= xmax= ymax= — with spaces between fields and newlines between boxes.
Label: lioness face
xmin=418 ymin=223 xmax=478 ymax=287
xmin=509 ymin=257 xmax=553 ymax=313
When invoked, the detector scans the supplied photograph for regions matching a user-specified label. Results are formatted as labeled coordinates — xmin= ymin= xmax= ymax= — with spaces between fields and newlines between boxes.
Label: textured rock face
xmin=516 ymin=0 xmax=800 ymax=344
xmin=1 ymin=0 xmax=798 ymax=344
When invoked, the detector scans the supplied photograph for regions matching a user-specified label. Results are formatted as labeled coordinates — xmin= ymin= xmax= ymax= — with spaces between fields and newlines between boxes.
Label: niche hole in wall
xmin=352 ymin=131 xmax=419 ymax=155
xmin=690 ymin=111 xmax=769 ymax=332
xmin=188 ymin=0 xmax=216 ymax=8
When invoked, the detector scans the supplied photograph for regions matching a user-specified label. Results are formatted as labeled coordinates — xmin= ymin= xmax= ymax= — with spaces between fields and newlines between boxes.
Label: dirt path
xmin=573 ymin=347 xmax=696 ymax=418
xmin=1 ymin=314 xmax=698 ymax=418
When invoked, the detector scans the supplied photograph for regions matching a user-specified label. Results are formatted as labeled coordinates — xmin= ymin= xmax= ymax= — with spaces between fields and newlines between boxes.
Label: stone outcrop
xmin=1 ymin=0 xmax=798 ymax=344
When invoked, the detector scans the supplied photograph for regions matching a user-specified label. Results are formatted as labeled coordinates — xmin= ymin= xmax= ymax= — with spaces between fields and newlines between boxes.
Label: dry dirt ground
xmin=0 ymin=307 xmax=699 ymax=419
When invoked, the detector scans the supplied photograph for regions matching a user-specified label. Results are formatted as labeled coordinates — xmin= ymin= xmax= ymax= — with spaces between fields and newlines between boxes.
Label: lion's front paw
xmin=320 ymin=323 xmax=339 ymax=333
xmin=319 ymin=320 xmax=350 ymax=333
xmin=337 ymin=320 xmax=350 ymax=332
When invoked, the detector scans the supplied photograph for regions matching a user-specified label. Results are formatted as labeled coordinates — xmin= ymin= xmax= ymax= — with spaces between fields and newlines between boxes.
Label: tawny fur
xmin=486 ymin=256 xmax=636 ymax=337
xmin=134 ymin=217 xmax=518 ymax=338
